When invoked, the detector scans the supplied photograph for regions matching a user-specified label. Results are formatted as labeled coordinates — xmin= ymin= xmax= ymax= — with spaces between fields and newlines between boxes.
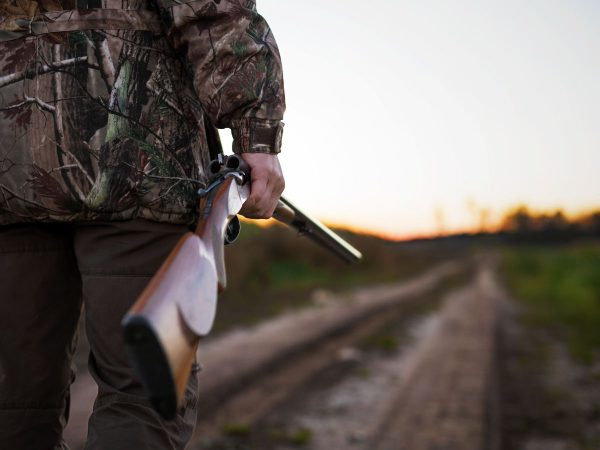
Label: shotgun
xmin=121 ymin=154 xmax=361 ymax=420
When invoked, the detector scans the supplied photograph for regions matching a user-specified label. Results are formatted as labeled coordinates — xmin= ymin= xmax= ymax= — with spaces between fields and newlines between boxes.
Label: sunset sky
xmin=221 ymin=0 xmax=600 ymax=238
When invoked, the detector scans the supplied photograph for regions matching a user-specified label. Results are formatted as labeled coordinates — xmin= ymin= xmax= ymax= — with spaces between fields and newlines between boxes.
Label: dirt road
xmin=65 ymin=257 xmax=508 ymax=450
xmin=371 ymin=262 xmax=501 ymax=450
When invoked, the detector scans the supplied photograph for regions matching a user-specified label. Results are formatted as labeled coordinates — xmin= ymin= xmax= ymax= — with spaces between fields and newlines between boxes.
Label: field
xmin=502 ymin=242 xmax=600 ymax=363
xmin=499 ymin=241 xmax=600 ymax=449
xmin=214 ymin=221 xmax=470 ymax=334
xmin=64 ymin=228 xmax=600 ymax=449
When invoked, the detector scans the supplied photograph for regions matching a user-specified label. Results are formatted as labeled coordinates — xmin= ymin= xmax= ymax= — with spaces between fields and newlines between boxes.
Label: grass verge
xmin=502 ymin=242 xmax=600 ymax=363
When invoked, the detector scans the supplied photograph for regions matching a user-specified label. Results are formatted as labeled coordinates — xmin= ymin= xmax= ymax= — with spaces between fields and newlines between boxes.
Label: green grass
xmin=222 ymin=422 xmax=252 ymax=437
xmin=267 ymin=427 xmax=313 ymax=445
xmin=366 ymin=334 xmax=399 ymax=352
xmin=209 ymin=222 xmax=471 ymax=335
xmin=503 ymin=243 xmax=600 ymax=363
xmin=267 ymin=260 xmax=331 ymax=291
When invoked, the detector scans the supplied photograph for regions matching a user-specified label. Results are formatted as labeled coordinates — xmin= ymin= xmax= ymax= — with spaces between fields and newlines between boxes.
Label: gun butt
xmin=122 ymin=232 xmax=205 ymax=420
xmin=122 ymin=312 xmax=198 ymax=421
xmin=122 ymin=316 xmax=191 ymax=420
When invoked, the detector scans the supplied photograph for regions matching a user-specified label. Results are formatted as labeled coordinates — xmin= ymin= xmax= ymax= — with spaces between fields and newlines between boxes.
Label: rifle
xmin=121 ymin=154 xmax=362 ymax=420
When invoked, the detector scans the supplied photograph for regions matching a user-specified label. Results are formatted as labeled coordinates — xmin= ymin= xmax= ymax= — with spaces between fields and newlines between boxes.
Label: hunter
xmin=0 ymin=0 xmax=285 ymax=448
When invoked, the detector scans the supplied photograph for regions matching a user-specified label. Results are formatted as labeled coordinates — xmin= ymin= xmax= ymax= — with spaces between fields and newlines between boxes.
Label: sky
xmin=220 ymin=0 xmax=600 ymax=239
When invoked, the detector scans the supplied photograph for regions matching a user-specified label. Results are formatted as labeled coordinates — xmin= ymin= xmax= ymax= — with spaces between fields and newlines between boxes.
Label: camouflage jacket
xmin=0 ymin=0 xmax=285 ymax=226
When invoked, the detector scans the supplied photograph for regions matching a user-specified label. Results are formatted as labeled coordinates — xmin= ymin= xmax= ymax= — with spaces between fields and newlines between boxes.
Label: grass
xmin=267 ymin=427 xmax=313 ymax=445
xmin=221 ymin=422 xmax=313 ymax=446
xmin=502 ymin=242 xmax=600 ymax=363
xmin=366 ymin=334 xmax=399 ymax=352
xmin=209 ymin=222 xmax=471 ymax=335
xmin=267 ymin=260 xmax=331 ymax=291
xmin=222 ymin=422 xmax=252 ymax=437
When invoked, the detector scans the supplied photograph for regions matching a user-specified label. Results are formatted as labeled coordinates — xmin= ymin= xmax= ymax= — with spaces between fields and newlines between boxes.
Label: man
xmin=0 ymin=0 xmax=285 ymax=448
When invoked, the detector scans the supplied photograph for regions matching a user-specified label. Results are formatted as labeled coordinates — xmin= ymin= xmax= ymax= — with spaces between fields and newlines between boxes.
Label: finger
xmin=250 ymin=176 xmax=268 ymax=204
xmin=252 ymin=183 xmax=280 ymax=218
xmin=253 ymin=186 xmax=275 ymax=218
xmin=239 ymin=195 xmax=256 ymax=216
xmin=255 ymin=185 xmax=277 ymax=218
xmin=272 ymin=174 xmax=285 ymax=198
xmin=245 ymin=178 xmax=268 ymax=218
xmin=260 ymin=173 xmax=285 ymax=217
xmin=238 ymin=153 xmax=285 ymax=219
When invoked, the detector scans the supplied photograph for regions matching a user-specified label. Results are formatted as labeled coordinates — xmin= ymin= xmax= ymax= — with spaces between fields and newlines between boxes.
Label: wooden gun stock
xmin=122 ymin=156 xmax=362 ymax=420
xmin=122 ymin=169 xmax=248 ymax=420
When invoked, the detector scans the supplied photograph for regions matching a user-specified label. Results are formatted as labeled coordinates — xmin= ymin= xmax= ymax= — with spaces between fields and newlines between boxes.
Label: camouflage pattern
xmin=0 ymin=0 xmax=285 ymax=226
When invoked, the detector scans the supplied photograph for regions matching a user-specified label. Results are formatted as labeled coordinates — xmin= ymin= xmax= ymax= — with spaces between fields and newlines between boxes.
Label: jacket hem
xmin=0 ymin=205 xmax=199 ymax=228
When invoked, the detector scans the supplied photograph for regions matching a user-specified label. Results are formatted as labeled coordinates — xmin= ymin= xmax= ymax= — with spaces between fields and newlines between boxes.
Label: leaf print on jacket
xmin=0 ymin=0 xmax=285 ymax=226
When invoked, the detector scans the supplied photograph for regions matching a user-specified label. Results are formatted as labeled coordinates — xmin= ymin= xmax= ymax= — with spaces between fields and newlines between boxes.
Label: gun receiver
xmin=122 ymin=155 xmax=361 ymax=420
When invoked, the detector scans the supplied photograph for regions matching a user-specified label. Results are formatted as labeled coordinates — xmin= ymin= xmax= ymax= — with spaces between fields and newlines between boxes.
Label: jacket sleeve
xmin=152 ymin=0 xmax=285 ymax=154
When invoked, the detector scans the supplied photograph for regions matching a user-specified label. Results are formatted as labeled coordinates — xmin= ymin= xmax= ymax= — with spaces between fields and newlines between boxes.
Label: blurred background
xmin=67 ymin=1 xmax=600 ymax=449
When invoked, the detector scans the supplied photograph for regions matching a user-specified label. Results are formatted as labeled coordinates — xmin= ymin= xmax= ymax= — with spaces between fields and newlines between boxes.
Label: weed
xmin=368 ymin=334 xmax=399 ymax=352
xmin=289 ymin=428 xmax=313 ymax=445
xmin=267 ymin=426 xmax=313 ymax=446
xmin=222 ymin=422 xmax=252 ymax=437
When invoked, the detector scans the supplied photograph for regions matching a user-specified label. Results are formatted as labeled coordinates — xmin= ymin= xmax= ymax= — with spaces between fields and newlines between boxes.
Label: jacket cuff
xmin=231 ymin=119 xmax=284 ymax=155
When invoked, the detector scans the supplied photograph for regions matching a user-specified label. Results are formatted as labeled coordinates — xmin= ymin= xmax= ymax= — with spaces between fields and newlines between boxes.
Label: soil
xmin=64 ymin=255 xmax=600 ymax=450
xmin=188 ymin=259 xmax=503 ymax=450
xmin=64 ymin=262 xmax=468 ymax=449
xmin=66 ymin=253 xmax=584 ymax=450
xmin=497 ymin=298 xmax=600 ymax=450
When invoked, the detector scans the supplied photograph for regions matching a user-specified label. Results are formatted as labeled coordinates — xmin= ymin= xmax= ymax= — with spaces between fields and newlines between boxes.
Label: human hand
xmin=239 ymin=153 xmax=285 ymax=219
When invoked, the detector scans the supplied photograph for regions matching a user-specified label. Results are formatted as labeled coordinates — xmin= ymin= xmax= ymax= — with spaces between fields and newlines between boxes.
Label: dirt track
xmin=65 ymin=257 xmax=509 ymax=450
xmin=371 ymin=262 xmax=501 ymax=450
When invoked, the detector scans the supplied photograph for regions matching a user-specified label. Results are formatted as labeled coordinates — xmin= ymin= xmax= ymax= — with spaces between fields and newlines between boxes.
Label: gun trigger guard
xmin=224 ymin=216 xmax=241 ymax=245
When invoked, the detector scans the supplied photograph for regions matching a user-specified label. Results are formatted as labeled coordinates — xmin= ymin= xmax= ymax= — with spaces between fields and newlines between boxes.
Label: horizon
xmin=244 ymin=203 xmax=600 ymax=243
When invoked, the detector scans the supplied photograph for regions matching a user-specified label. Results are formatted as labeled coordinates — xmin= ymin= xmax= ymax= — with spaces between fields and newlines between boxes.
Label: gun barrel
xmin=273 ymin=196 xmax=363 ymax=264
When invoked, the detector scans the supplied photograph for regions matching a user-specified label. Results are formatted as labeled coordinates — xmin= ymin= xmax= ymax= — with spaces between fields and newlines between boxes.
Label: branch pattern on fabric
xmin=0 ymin=0 xmax=285 ymax=225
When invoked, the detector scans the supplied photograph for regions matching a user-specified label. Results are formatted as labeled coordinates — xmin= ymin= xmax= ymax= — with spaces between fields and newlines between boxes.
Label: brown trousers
xmin=0 ymin=219 xmax=199 ymax=449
